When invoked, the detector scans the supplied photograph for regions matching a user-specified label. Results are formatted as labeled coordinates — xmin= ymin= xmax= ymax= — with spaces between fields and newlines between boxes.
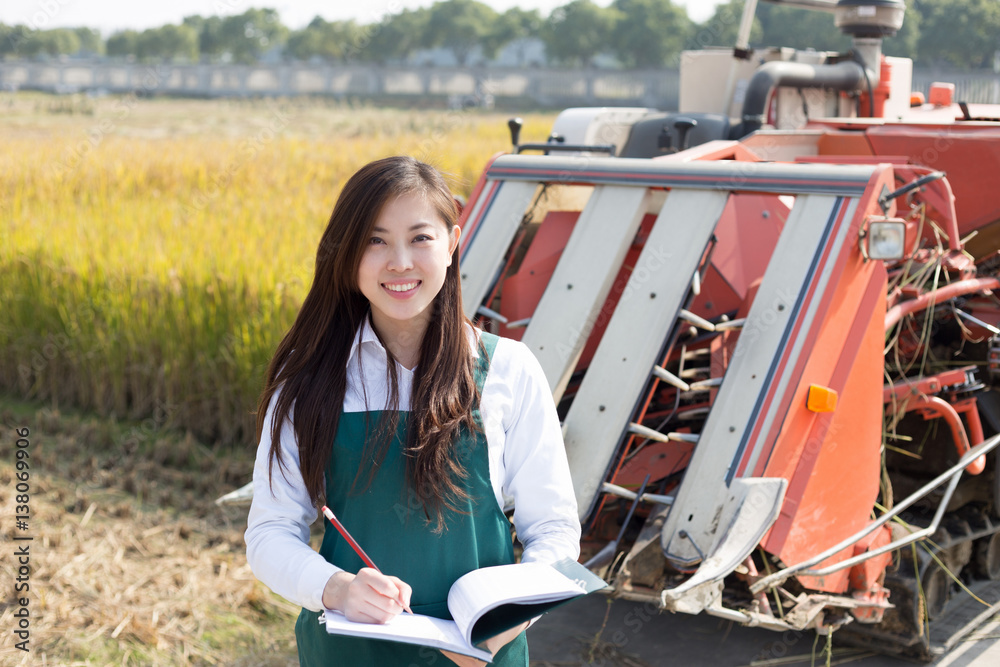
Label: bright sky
xmin=3 ymin=0 xmax=727 ymax=34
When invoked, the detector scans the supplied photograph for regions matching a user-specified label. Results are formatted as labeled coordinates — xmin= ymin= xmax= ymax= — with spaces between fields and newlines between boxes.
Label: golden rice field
xmin=0 ymin=92 xmax=557 ymax=447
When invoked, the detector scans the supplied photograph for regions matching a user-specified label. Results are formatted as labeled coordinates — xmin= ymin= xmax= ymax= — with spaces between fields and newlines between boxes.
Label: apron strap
xmin=474 ymin=331 xmax=499 ymax=393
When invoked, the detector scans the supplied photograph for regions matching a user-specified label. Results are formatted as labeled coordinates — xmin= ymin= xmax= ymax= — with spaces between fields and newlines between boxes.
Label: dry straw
xmin=0 ymin=407 xmax=299 ymax=665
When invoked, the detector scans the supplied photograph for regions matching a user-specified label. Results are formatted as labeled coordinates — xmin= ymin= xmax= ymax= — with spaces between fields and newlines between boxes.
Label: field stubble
xmin=0 ymin=398 xmax=300 ymax=665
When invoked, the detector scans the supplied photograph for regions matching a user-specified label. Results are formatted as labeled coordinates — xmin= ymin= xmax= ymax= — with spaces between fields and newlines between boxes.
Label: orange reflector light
xmin=807 ymin=385 xmax=838 ymax=413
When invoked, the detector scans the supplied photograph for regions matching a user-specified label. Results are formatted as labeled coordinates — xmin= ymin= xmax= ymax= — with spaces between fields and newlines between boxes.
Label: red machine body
xmin=456 ymin=3 xmax=1000 ymax=657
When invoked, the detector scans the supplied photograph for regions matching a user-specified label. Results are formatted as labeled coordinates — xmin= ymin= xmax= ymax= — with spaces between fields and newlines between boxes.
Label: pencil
xmin=321 ymin=505 xmax=414 ymax=615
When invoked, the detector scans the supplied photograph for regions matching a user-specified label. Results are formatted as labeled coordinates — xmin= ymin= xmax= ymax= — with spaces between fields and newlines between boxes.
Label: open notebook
xmin=321 ymin=558 xmax=607 ymax=662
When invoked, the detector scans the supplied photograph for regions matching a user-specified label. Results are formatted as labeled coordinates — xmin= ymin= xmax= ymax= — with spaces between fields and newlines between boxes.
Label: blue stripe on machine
xmin=460 ymin=181 xmax=501 ymax=260
xmin=725 ymin=197 xmax=848 ymax=485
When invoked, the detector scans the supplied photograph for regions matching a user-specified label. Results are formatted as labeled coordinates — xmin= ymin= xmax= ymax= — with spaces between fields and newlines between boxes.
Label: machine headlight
xmin=864 ymin=219 xmax=906 ymax=260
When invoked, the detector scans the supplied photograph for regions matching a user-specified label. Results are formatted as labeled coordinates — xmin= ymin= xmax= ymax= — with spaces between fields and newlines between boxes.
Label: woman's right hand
xmin=322 ymin=568 xmax=412 ymax=624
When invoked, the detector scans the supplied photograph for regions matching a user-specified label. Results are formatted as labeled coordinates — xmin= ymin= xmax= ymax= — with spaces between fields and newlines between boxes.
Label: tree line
xmin=1 ymin=0 xmax=997 ymax=70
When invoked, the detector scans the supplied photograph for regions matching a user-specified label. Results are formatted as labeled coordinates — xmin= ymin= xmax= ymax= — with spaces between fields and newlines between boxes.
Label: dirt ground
xmin=527 ymin=590 xmax=1000 ymax=667
xmin=0 ymin=399 xmax=300 ymax=665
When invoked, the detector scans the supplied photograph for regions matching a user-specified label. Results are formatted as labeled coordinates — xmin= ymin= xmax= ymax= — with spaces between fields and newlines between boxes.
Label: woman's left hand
xmin=440 ymin=621 xmax=530 ymax=667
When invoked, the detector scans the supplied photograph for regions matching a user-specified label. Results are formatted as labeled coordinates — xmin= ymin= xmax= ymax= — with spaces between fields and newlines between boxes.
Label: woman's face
xmin=357 ymin=192 xmax=460 ymax=338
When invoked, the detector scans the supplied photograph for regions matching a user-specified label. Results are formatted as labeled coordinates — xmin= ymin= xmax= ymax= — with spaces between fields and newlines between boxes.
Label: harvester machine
xmin=458 ymin=0 xmax=1000 ymax=657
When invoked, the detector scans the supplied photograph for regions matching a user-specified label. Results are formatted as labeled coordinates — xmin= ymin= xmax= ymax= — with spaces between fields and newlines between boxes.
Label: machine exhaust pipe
xmin=737 ymin=1 xmax=906 ymax=136
xmin=738 ymin=59 xmax=866 ymax=136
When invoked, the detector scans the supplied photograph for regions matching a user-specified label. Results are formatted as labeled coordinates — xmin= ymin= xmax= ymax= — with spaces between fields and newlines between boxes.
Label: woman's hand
xmin=441 ymin=621 xmax=530 ymax=666
xmin=322 ymin=568 xmax=412 ymax=624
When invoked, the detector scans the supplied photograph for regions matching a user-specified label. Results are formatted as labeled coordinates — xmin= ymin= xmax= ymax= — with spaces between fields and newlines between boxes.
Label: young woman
xmin=245 ymin=156 xmax=581 ymax=666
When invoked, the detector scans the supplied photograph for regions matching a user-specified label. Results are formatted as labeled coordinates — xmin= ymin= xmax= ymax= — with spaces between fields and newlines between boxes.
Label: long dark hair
xmin=256 ymin=156 xmax=479 ymax=531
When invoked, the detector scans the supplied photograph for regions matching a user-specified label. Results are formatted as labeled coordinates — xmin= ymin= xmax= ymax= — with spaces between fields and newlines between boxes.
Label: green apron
xmin=295 ymin=332 xmax=528 ymax=666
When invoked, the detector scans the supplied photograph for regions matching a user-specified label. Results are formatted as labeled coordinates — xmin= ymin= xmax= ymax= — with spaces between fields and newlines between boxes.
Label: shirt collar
xmin=347 ymin=315 xmax=482 ymax=364
xmin=348 ymin=314 xmax=383 ymax=363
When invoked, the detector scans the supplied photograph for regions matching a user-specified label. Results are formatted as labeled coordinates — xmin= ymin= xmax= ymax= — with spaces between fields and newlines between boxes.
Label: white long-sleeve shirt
xmin=245 ymin=319 xmax=581 ymax=612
